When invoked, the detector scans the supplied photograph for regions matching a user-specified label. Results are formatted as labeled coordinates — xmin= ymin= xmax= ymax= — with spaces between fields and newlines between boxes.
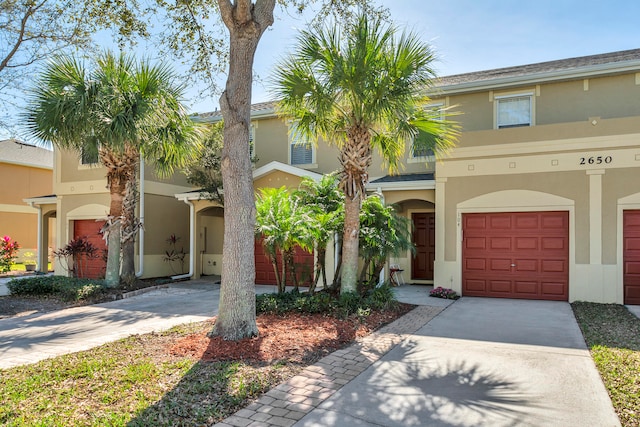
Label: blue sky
xmin=5 ymin=0 xmax=640 ymax=140
xmin=237 ymin=0 xmax=640 ymax=113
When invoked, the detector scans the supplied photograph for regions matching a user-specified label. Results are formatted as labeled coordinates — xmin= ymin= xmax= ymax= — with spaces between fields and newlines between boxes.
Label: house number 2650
xmin=579 ymin=156 xmax=612 ymax=165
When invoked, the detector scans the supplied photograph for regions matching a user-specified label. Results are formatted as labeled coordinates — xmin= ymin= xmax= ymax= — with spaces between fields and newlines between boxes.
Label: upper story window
xmin=80 ymin=147 xmax=99 ymax=165
xmin=289 ymin=125 xmax=314 ymax=166
xmin=410 ymin=103 xmax=443 ymax=160
xmin=496 ymin=93 xmax=533 ymax=129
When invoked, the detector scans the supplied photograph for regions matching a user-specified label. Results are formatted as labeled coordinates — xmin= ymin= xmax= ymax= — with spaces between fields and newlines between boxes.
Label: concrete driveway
xmin=295 ymin=297 xmax=619 ymax=427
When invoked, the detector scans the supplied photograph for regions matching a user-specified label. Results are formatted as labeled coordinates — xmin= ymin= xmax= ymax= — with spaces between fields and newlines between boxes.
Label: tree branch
xmin=217 ymin=0 xmax=234 ymax=30
xmin=0 ymin=2 xmax=41 ymax=73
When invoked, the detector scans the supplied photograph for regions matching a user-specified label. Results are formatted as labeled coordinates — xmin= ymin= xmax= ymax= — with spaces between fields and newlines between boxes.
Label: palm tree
xmin=25 ymin=52 xmax=201 ymax=287
xmin=294 ymin=174 xmax=344 ymax=293
xmin=358 ymin=196 xmax=414 ymax=292
xmin=255 ymin=186 xmax=310 ymax=293
xmin=273 ymin=14 xmax=458 ymax=293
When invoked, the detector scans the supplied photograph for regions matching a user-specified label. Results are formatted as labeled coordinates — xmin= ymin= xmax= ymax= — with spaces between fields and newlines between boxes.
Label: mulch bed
xmin=169 ymin=304 xmax=415 ymax=363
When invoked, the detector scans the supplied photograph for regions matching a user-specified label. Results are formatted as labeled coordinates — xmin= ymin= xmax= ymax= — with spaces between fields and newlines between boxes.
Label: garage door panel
xmin=541 ymin=259 xmax=566 ymax=273
xmin=513 ymin=281 xmax=537 ymax=295
xmin=625 ymin=261 xmax=640 ymax=275
xmin=489 ymin=237 xmax=512 ymax=250
xmin=541 ymin=213 xmax=567 ymax=229
xmin=541 ymin=237 xmax=566 ymax=250
xmin=514 ymin=215 xmax=539 ymax=229
xmin=489 ymin=280 xmax=511 ymax=293
xmin=515 ymin=237 xmax=538 ymax=250
xmin=490 ymin=258 xmax=512 ymax=271
xmin=541 ymin=281 xmax=567 ymax=296
xmin=465 ymin=258 xmax=486 ymax=271
xmin=465 ymin=216 xmax=487 ymax=229
xmin=514 ymin=259 xmax=537 ymax=271
xmin=462 ymin=211 xmax=568 ymax=301
xmin=489 ymin=216 xmax=512 ymax=229
xmin=465 ymin=279 xmax=486 ymax=292
xmin=466 ymin=237 xmax=486 ymax=249
xmin=625 ymin=237 xmax=640 ymax=251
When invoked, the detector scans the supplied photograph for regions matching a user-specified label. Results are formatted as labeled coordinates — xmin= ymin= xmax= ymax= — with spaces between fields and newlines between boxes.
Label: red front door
xmin=462 ymin=211 xmax=569 ymax=301
xmin=412 ymin=212 xmax=435 ymax=280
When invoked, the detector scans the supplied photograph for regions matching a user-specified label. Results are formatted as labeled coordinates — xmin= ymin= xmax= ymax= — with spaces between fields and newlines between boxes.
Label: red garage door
xmin=624 ymin=210 xmax=640 ymax=305
xmin=462 ymin=211 xmax=569 ymax=301
xmin=73 ymin=220 xmax=107 ymax=279
xmin=255 ymin=238 xmax=314 ymax=286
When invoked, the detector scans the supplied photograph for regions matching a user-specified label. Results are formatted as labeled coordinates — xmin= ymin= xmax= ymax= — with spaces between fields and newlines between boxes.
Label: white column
xmin=587 ymin=169 xmax=604 ymax=264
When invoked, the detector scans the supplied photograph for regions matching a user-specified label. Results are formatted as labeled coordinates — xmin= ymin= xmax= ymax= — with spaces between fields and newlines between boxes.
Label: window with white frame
xmin=289 ymin=125 xmax=314 ymax=165
xmin=496 ymin=94 xmax=533 ymax=129
xmin=411 ymin=103 xmax=443 ymax=159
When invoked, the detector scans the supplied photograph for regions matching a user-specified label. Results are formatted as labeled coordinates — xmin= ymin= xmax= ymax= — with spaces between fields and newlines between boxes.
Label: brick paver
xmin=213 ymin=305 xmax=444 ymax=427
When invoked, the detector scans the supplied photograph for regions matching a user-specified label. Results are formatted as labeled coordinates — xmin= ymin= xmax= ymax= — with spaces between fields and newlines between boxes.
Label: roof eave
xmin=432 ymin=61 xmax=640 ymax=95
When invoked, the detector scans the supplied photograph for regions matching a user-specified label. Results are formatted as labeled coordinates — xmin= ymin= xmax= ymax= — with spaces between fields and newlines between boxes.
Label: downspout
xmin=171 ymin=197 xmax=195 ymax=280
xmin=28 ymin=202 xmax=43 ymax=271
xmin=135 ymin=162 xmax=145 ymax=277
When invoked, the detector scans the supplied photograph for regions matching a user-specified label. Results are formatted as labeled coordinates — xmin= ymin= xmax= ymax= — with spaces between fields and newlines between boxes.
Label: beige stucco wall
xmin=253 ymin=171 xmax=303 ymax=190
xmin=0 ymin=162 xmax=52 ymax=252
xmin=443 ymin=172 xmax=589 ymax=263
xmin=144 ymin=194 xmax=190 ymax=256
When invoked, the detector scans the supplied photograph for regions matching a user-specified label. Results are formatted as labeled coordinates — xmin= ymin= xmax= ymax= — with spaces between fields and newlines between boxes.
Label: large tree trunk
xmin=211 ymin=0 xmax=274 ymax=340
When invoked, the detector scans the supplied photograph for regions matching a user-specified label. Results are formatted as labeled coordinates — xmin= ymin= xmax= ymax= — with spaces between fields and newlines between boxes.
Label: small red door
xmin=624 ymin=210 xmax=640 ymax=305
xmin=73 ymin=220 xmax=107 ymax=279
xmin=462 ymin=211 xmax=569 ymax=301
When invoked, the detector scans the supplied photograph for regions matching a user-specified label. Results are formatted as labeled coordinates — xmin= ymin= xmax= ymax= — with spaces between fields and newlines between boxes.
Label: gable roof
xmin=195 ymin=49 xmax=640 ymax=118
xmin=434 ymin=48 xmax=640 ymax=94
xmin=0 ymin=139 xmax=53 ymax=169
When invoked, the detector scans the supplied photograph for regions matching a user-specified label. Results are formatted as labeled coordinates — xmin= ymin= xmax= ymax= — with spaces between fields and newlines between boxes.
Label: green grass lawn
xmin=572 ymin=302 xmax=640 ymax=427
xmin=0 ymin=322 xmax=298 ymax=426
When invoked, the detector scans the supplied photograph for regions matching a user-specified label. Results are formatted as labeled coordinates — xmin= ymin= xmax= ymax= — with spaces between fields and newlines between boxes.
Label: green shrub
xmin=256 ymin=285 xmax=399 ymax=317
xmin=8 ymin=276 xmax=108 ymax=302
xmin=365 ymin=283 xmax=398 ymax=311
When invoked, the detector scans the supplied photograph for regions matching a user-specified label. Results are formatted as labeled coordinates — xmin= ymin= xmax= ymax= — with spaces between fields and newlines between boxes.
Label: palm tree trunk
xmin=121 ymin=165 xmax=139 ymax=285
xmin=340 ymin=192 xmax=361 ymax=294
xmin=104 ymin=174 xmax=126 ymax=288
xmin=358 ymin=257 xmax=372 ymax=293
xmin=268 ymin=251 xmax=281 ymax=291
xmin=213 ymin=0 xmax=274 ymax=339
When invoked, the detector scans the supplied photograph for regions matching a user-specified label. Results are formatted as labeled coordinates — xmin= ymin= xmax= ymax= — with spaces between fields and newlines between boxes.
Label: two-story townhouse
xmin=180 ymin=99 xmax=440 ymax=285
xmin=188 ymin=49 xmax=640 ymax=305
xmin=25 ymin=147 xmax=193 ymax=278
xmin=0 ymin=139 xmax=54 ymax=264
xmin=28 ymin=49 xmax=640 ymax=306
xmin=430 ymin=49 xmax=640 ymax=305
